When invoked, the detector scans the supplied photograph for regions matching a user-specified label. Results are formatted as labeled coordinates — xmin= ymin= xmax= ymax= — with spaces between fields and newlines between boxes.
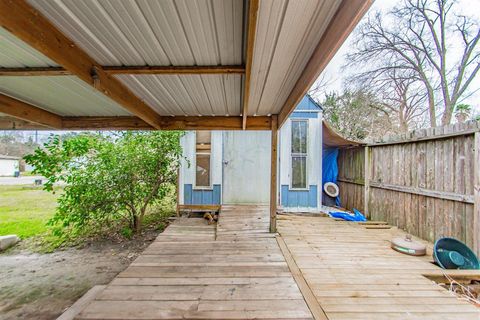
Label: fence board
xmin=337 ymin=121 xmax=480 ymax=256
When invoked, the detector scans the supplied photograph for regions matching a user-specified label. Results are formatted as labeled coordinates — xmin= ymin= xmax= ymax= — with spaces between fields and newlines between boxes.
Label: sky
xmin=314 ymin=0 xmax=480 ymax=116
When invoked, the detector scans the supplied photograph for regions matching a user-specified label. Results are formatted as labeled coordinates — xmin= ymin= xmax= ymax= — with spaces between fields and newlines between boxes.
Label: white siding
xmin=179 ymin=130 xmax=223 ymax=204
xmin=0 ymin=159 xmax=19 ymax=176
xmin=278 ymin=111 xmax=323 ymax=211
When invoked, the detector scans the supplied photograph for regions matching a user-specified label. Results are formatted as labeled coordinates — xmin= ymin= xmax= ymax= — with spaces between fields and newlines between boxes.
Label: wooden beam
xmin=0 ymin=0 xmax=162 ymax=129
xmin=62 ymin=116 xmax=271 ymax=131
xmin=0 ymin=67 xmax=69 ymax=76
xmin=0 ymin=65 xmax=244 ymax=76
xmin=0 ymin=93 xmax=62 ymax=128
xmin=270 ymin=115 xmax=278 ymax=233
xmin=0 ymin=117 xmax=49 ymax=130
xmin=278 ymin=0 xmax=373 ymax=127
xmin=103 ymin=65 xmax=245 ymax=75
xmin=241 ymin=0 xmax=260 ymax=130
xmin=62 ymin=117 xmax=153 ymax=130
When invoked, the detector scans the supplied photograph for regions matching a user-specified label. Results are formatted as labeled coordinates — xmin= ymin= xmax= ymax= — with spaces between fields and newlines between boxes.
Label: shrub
xmin=25 ymin=131 xmax=183 ymax=236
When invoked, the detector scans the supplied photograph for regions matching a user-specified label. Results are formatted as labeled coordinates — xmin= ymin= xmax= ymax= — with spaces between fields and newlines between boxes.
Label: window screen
xmin=291 ymin=120 xmax=307 ymax=189
xmin=195 ymin=131 xmax=211 ymax=187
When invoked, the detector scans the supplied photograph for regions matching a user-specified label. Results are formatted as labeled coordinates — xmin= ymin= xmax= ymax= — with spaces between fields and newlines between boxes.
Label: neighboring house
xmin=179 ymin=95 xmax=359 ymax=212
xmin=0 ymin=155 xmax=20 ymax=177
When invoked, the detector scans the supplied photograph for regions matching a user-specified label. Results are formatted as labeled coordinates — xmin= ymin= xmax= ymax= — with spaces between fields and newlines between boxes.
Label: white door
xmin=222 ymin=131 xmax=271 ymax=204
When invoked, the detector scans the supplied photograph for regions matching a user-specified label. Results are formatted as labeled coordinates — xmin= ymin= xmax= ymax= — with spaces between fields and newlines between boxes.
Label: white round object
xmin=324 ymin=182 xmax=339 ymax=198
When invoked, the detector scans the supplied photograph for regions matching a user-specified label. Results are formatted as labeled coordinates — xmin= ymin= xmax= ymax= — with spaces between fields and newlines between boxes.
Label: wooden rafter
xmin=62 ymin=116 xmax=271 ymax=131
xmin=0 ymin=93 xmax=62 ymax=128
xmin=0 ymin=0 xmax=162 ymax=129
xmin=241 ymin=0 xmax=260 ymax=130
xmin=277 ymin=0 xmax=373 ymax=127
xmin=0 ymin=93 xmax=271 ymax=131
xmin=103 ymin=65 xmax=245 ymax=75
xmin=0 ymin=117 xmax=49 ymax=130
xmin=0 ymin=65 xmax=245 ymax=76
xmin=0 ymin=67 xmax=70 ymax=76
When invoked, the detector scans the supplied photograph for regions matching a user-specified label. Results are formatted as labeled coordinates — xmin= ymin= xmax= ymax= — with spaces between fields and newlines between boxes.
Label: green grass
xmin=0 ymin=186 xmax=59 ymax=239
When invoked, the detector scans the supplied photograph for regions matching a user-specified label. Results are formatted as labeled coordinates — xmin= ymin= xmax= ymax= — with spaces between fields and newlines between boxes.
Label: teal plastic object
xmin=433 ymin=237 xmax=480 ymax=270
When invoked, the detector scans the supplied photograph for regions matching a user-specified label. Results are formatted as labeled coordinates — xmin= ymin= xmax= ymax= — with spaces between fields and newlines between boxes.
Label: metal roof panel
xmin=0 ymin=76 xmax=131 ymax=116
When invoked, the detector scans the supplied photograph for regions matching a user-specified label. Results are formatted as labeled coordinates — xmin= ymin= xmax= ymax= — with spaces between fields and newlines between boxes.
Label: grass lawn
xmin=0 ymin=186 xmax=59 ymax=239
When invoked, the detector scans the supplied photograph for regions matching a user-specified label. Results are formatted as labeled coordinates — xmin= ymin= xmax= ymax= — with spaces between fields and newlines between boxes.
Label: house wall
xmin=179 ymin=131 xmax=223 ymax=205
xmin=279 ymin=106 xmax=323 ymax=211
xmin=0 ymin=159 xmax=19 ymax=176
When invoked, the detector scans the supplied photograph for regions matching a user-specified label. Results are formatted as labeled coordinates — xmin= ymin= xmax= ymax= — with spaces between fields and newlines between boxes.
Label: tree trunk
xmin=133 ymin=215 xmax=142 ymax=233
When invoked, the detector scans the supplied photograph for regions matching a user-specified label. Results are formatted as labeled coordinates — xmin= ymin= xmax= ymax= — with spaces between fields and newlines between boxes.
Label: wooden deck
xmin=74 ymin=205 xmax=312 ymax=320
xmin=277 ymin=214 xmax=480 ymax=320
xmin=70 ymin=206 xmax=480 ymax=320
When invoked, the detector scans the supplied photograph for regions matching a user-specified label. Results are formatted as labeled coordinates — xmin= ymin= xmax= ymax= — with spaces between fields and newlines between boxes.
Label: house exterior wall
xmin=0 ymin=159 xmax=19 ymax=176
xmin=179 ymin=131 xmax=223 ymax=205
xmin=178 ymin=96 xmax=323 ymax=211
xmin=279 ymin=97 xmax=323 ymax=211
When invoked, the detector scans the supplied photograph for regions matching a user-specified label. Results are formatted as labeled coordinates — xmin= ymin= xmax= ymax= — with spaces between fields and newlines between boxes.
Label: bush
xmin=25 ymin=131 xmax=183 ymax=238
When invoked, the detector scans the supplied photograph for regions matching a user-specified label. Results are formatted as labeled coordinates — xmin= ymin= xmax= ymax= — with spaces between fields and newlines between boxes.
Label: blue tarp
xmin=322 ymin=147 xmax=340 ymax=206
xmin=329 ymin=208 xmax=367 ymax=222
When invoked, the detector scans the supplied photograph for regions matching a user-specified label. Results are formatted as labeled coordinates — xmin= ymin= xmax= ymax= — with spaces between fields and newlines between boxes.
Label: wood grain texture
xmin=278 ymin=0 xmax=373 ymax=127
xmin=0 ymin=0 xmax=163 ymax=129
xmin=0 ymin=93 xmax=62 ymax=128
xmin=242 ymin=0 xmax=260 ymax=130
xmin=277 ymin=215 xmax=480 ymax=320
xmin=62 ymin=116 xmax=271 ymax=131
xmin=73 ymin=206 xmax=312 ymax=320
xmin=270 ymin=115 xmax=278 ymax=233
xmin=339 ymin=121 xmax=480 ymax=256
xmin=0 ymin=65 xmax=245 ymax=76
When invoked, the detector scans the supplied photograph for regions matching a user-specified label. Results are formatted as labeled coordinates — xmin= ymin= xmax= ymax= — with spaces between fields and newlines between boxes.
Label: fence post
xmin=474 ymin=132 xmax=480 ymax=256
xmin=364 ymin=146 xmax=370 ymax=219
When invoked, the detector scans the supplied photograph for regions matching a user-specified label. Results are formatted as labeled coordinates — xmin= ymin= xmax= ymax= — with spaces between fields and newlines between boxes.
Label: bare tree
xmin=347 ymin=0 xmax=480 ymax=126
xmin=355 ymin=68 xmax=429 ymax=131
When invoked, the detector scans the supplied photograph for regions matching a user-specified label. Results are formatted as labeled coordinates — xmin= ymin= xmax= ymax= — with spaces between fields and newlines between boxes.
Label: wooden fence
xmin=337 ymin=121 xmax=480 ymax=256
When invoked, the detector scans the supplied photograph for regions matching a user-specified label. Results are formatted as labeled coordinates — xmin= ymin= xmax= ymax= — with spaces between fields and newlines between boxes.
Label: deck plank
xmin=277 ymin=215 xmax=480 ymax=320
xmin=74 ymin=206 xmax=312 ymax=320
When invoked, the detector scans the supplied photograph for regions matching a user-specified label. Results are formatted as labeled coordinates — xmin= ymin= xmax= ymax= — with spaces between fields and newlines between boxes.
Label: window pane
xmin=291 ymin=121 xmax=307 ymax=154
xmin=196 ymin=154 xmax=210 ymax=187
xmin=292 ymin=156 xmax=306 ymax=189
xmin=196 ymin=131 xmax=211 ymax=187
xmin=196 ymin=131 xmax=211 ymax=153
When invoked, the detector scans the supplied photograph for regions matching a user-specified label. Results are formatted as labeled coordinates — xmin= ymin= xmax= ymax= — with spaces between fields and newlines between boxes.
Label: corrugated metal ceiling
xmin=28 ymin=0 xmax=244 ymax=66
xmin=248 ymin=0 xmax=342 ymax=116
xmin=0 ymin=76 xmax=131 ymax=116
xmin=0 ymin=27 xmax=59 ymax=67
xmin=0 ymin=0 xmax=345 ymax=118
xmin=117 ymin=74 xmax=242 ymax=116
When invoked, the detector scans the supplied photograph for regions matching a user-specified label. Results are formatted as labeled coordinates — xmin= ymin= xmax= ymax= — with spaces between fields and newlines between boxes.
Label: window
xmin=195 ymin=131 xmax=211 ymax=187
xmin=291 ymin=120 xmax=307 ymax=189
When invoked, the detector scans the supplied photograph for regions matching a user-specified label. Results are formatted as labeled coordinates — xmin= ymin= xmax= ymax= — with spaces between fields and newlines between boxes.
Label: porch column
xmin=270 ymin=115 xmax=278 ymax=233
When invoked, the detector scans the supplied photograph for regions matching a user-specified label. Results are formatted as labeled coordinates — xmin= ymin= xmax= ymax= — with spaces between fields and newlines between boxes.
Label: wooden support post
xmin=176 ymin=167 xmax=180 ymax=217
xmin=474 ymin=132 xmax=480 ymax=256
xmin=270 ymin=115 xmax=278 ymax=233
xmin=364 ymin=146 xmax=370 ymax=219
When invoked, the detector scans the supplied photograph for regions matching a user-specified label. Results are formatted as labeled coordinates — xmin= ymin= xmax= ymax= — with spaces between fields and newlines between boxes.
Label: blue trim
xmin=184 ymin=184 xmax=221 ymax=205
xmin=292 ymin=95 xmax=322 ymax=113
xmin=281 ymin=185 xmax=318 ymax=207
xmin=290 ymin=112 xmax=318 ymax=119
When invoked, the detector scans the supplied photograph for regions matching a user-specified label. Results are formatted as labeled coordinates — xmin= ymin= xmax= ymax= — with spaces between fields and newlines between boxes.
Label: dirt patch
xmin=0 ymin=229 xmax=159 ymax=320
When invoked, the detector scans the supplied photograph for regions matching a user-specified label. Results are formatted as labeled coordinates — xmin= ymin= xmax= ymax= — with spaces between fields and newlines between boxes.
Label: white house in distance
xmin=0 ymin=155 xmax=20 ymax=177
xmin=178 ymin=95 xmax=341 ymax=212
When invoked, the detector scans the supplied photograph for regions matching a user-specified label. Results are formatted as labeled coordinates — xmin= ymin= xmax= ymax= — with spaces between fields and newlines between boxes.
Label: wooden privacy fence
xmin=337 ymin=120 xmax=480 ymax=256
